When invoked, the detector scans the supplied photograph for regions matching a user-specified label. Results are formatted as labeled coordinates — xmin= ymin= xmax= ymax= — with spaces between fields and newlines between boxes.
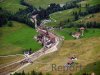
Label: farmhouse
xmin=72 ymin=32 xmax=81 ymax=39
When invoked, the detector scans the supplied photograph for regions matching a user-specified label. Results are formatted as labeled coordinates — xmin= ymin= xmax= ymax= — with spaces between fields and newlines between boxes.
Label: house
xmin=72 ymin=32 xmax=81 ymax=39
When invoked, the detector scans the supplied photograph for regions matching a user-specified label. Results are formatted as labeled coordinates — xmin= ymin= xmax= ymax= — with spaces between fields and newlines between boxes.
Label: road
xmin=0 ymin=16 xmax=63 ymax=75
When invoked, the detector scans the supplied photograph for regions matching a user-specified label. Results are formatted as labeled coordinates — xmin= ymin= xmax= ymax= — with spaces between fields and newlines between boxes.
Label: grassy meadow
xmin=78 ymin=0 xmax=100 ymax=7
xmin=47 ymin=10 xmax=100 ymax=27
xmin=47 ymin=7 xmax=86 ymax=27
xmin=0 ymin=55 xmax=24 ymax=68
xmin=55 ymin=28 xmax=100 ymax=40
xmin=75 ymin=12 xmax=100 ymax=23
xmin=0 ymin=0 xmax=100 ymax=75
xmin=17 ymin=37 xmax=100 ymax=75
xmin=0 ymin=21 xmax=42 ymax=56
xmin=46 ymin=0 xmax=100 ymax=27
xmin=0 ymin=0 xmax=26 ymax=13
xmin=15 ymin=1 xmax=100 ymax=74
xmin=24 ymin=0 xmax=70 ymax=8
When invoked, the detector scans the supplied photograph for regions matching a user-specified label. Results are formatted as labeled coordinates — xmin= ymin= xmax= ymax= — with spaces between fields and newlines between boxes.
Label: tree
xmin=13 ymin=72 xmax=21 ymax=75
xmin=46 ymin=72 xmax=51 ymax=75
xmin=85 ymin=4 xmax=89 ymax=8
xmin=8 ymin=21 xmax=13 ymax=27
xmin=21 ymin=70 xmax=25 ymax=75
xmin=67 ymin=18 xmax=70 ymax=22
xmin=31 ymin=70 xmax=37 ymax=75
xmin=74 ymin=15 xmax=79 ymax=21
xmin=58 ymin=20 xmax=67 ymax=27
xmin=38 ymin=72 xmax=43 ymax=75
xmin=0 ymin=14 xmax=8 ymax=27
xmin=0 ymin=8 xmax=10 ymax=27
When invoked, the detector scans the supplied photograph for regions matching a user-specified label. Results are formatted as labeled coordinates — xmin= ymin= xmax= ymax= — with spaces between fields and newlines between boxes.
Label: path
xmin=10 ymin=37 xmax=59 ymax=74
xmin=8 ymin=34 xmax=62 ymax=75
xmin=0 ymin=15 xmax=63 ymax=75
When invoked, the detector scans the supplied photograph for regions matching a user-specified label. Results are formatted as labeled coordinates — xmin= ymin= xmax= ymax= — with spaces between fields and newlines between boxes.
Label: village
xmin=0 ymin=0 xmax=100 ymax=75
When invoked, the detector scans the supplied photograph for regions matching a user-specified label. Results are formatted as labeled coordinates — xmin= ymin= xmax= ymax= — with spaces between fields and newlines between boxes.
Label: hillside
xmin=0 ymin=0 xmax=26 ymax=13
xmin=18 ymin=37 xmax=100 ymax=75
xmin=24 ymin=0 xmax=70 ymax=8
xmin=15 ymin=0 xmax=100 ymax=75
xmin=0 ymin=0 xmax=100 ymax=75
xmin=0 ymin=21 xmax=42 ymax=55
xmin=24 ymin=0 xmax=100 ymax=8
xmin=55 ymin=28 xmax=100 ymax=40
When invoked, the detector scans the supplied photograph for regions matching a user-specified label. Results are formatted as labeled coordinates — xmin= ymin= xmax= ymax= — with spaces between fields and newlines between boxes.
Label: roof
xmin=37 ymin=28 xmax=56 ymax=39
xmin=80 ymin=27 xmax=85 ymax=30
xmin=75 ymin=32 xmax=81 ymax=36
xmin=48 ymin=32 xmax=56 ymax=39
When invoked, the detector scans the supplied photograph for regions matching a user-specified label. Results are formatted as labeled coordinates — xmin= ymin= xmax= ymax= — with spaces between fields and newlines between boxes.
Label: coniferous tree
xmin=31 ymin=70 xmax=37 ymax=75
xmin=8 ymin=21 xmax=13 ymax=27
xmin=22 ymin=71 xmax=25 ymax=75
xmin=38 ymin=72 xmax=43 ymax=75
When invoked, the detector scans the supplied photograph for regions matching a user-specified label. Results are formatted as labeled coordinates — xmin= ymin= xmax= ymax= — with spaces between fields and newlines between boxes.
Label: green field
xmin=24 ymin=0 xmax=100 ymax=9
xmin=78 ymin=0 xmax=100 ymax=7
xmin=0 ymin=0 xmax=99 ymax=13
xmin=46 ymin=7 xmax=86 ymax=27
xmin=24 ymin=0 xmax=70 ymax=8
xmin=75 ymin=12 xmax=100 ymax=23
xmin=0 ymin=0 xmax=26 ymax=13
xmin=47 ymin=11 xmax=100 ymax=28
xmin=55 ymin=28 xmax=100 ymax=40
xmin=46 ymin=0 xmax=100 ymax=27
xmin=0 ymin=21 xmax=42 ymax=55
xmin=0 ymin=0 xmax=100 ymax=74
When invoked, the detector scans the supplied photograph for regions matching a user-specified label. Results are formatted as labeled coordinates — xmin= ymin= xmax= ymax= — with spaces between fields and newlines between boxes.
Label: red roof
xmin=80 ymin=27 xmax=85 ymax=30
xmin=48 ymin=32 xmax=56 ymax=39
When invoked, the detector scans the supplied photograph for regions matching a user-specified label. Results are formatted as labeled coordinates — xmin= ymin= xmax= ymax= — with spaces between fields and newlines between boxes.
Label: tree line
xmin=0 ymin=0 xmax=84 ymax=27
xmin=63 ymin=22 xmax=100 ymax=28
xmin=1 ymin=0 xmax=99 ymax=28
xmin=72 ymin=4 xmax=100 ymax=21
xmin=0 ymin=0 xmax=36 ymax=28
xmin=12 ymin=70 xmax=51 ymax=75
xmin=58 ymin=19 xmax=100 ymax=28
xmin=36 ymin=0 xmax=84 ymax=20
